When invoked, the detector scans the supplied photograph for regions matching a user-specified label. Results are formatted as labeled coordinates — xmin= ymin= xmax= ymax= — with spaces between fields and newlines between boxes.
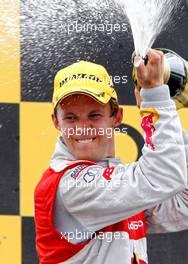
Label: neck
xmin=105 ymin=137 xmax=115 ymax=158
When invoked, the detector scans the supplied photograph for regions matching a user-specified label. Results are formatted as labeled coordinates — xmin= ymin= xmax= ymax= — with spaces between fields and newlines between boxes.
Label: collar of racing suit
xmin=50 ymin=136 xmax=122 ymax=172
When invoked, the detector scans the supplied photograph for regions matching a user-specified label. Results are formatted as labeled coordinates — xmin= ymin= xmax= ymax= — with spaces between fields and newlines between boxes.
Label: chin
xmin=74 ymin=152 xmax=101 ymax=162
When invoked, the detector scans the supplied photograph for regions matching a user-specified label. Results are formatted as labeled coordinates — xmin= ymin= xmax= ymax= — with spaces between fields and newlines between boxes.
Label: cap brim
xmin=54 ymin=86 xmax=112 ymax=109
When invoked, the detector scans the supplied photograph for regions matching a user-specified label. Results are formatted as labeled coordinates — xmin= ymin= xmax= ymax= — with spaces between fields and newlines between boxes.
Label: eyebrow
xmin=62 ymin=112 xmax=76 ymax=116
xmin=89 ymin=110 xmax=103 ymax=114
xmin=63 ymin=109 xmax=104 ymax=116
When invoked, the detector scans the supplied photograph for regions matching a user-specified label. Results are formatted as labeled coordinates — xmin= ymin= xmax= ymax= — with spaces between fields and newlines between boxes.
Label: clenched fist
xmin=133 ymin=49 xmax=164 ymax=89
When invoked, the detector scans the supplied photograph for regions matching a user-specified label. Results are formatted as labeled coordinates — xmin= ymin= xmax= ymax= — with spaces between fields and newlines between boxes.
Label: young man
xmin=34 ymin=49 xmax=188 ymax=264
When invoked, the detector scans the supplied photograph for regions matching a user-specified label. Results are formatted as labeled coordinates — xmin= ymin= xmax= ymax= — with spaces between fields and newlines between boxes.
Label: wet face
xmin=52 ymin=94 xmax=123 ymax=161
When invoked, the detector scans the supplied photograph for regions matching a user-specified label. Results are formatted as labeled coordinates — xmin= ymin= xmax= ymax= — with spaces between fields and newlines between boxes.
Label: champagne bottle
xmin=132 ymin=48 xmax=188 ymax=98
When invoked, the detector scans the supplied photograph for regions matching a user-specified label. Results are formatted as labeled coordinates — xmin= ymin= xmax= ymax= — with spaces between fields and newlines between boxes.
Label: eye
xmin=89 ymin=113 xmax=102 ymax=120
xmin=63 ymin=115 xmax=77 ymax=121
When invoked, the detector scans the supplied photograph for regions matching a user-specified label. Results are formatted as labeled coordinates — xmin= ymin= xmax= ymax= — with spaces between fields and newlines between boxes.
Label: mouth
xmin=75 ymin=138 xmax=96 ymax=144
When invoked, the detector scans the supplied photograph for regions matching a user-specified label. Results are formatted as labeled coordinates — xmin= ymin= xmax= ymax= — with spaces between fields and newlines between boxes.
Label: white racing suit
xmin=35 ymin=85 xmax=188 ymax=263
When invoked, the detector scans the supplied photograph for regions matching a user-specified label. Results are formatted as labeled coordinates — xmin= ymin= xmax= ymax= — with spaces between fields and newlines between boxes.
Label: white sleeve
xmin=60 ymin=85 xmax=187 ymax=232
xmin=146 ymin=129 xmax=188 ymax=233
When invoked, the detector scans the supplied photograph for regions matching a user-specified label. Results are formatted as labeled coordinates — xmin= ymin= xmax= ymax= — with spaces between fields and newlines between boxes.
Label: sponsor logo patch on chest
xmin=70 ymin=165 xmax=88 ymax=180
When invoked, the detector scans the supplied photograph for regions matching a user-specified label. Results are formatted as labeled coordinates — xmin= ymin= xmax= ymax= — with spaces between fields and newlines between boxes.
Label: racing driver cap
xmin=52 ymin=60 xmax=118 ymax=109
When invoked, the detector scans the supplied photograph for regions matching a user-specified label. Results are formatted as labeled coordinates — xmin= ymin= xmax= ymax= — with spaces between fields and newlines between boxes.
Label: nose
xmin=76 ymin=117 xmax=93 ymax=128
xmin=75 ymin=118 xmax=94 ymax=137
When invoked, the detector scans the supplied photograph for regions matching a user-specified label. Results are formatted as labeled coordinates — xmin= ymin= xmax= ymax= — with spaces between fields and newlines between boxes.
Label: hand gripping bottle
xmin=132 ymin=48 xmax=188 ymax=109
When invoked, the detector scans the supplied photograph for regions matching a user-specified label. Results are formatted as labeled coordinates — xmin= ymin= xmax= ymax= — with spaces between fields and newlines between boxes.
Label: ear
xmin=114 ymin=107 xmax=123 ymax=127
xmin=51 ymin=113 xmax=61 ymax=131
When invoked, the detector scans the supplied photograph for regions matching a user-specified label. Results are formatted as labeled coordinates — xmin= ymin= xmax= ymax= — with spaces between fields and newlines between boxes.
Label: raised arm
xmin=145 ymin=129 xmax=188 ymax=233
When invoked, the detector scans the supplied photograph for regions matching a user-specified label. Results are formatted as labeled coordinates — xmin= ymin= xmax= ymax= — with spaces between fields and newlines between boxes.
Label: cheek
xmin=95 ymin=121 xmax=114 ymax=140
xmin=95 ymin=117 xmax=115 ymax=128
xmin=62 ymin=127 xmax=75 ymax=141
xmin=60 ymin=121 xmax=76 ymax=135
xmin=102 ymin=120 xmax=116 ymax=131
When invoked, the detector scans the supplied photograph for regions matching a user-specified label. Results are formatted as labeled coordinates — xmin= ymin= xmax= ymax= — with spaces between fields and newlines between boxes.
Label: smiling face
xmin=52 ymin=94 xmax=123 ymax=162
